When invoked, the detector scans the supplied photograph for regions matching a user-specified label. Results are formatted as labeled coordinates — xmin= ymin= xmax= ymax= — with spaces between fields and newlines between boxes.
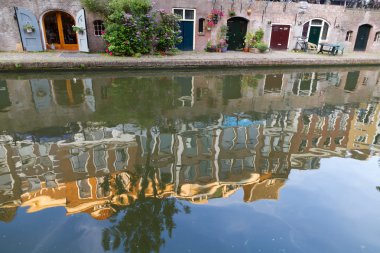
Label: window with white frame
xmin=302 ymin=19 xmax=330 ymax=42
xmin=93 ymin=20 xmax=105 ymax=36
xmin=173 ymin=8 xmax=195 ymax=21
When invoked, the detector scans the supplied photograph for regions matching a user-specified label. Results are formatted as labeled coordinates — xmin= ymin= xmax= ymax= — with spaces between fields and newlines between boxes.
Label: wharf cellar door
xmin=227 ymin=17 xmax=248 ymax=50
xmin=270 ymin=25 xmax=290 ymax=50
xmin=15 ymin=7 xmax=43 ymax=51
xmin=173 ymin=8 xmax=195 ymax=51
xmin=43 ymin=11 xmax=79 ymax=50
xmin=354 ymin=24 xmax=372 ymax=51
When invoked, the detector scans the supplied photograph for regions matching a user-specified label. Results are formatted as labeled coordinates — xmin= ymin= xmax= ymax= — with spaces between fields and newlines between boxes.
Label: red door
xmin=270 ymin=25 xmax=290 ymax=50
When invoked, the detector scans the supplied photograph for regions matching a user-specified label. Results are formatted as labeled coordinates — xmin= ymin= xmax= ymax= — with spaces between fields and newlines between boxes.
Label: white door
xmin=76 ymin=9 xmax=89 ymax=52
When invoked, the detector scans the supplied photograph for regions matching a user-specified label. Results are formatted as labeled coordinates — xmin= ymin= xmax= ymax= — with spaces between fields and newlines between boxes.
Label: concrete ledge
xmin=1 ymin=51 xmax=380 ymax=72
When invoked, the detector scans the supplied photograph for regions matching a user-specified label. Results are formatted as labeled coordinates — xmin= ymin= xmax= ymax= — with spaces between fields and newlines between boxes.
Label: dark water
xmin=0 ymin=67 xmax=380 ymax=253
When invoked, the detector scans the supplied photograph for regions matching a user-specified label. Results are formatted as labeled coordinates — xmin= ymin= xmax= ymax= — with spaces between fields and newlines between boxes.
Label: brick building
xmin=1 ymin=0 xmax=380 ymax=53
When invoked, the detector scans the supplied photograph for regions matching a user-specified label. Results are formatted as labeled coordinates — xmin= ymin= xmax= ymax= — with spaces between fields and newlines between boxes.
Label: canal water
xmin=0 ymin=67 xmax=380 ymax=253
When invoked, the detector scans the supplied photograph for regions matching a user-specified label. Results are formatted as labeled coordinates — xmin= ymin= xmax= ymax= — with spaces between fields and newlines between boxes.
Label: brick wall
xmin=1 ymin=0 xmax=380 ymax=53
xmin=0 ymin=0 xmax=105 ymax=52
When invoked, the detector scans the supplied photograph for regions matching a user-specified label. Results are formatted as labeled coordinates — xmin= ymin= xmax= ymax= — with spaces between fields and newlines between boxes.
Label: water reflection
xmin=1 ymin=68 xmax=380 ymax=252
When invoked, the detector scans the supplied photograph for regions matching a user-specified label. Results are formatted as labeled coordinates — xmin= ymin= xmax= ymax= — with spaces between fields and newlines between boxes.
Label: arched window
xmin=375 ymin=32 xmax=380 ymax=43
xmin=93 ymin=20 xmax=105 ymax=36
xmin=198 ymin=18 xmax=205 ymax=33
xmin=346 ymin=31 xmax=353 ymax=42
xmin=302 ymin=19 xmax=330 ymax=44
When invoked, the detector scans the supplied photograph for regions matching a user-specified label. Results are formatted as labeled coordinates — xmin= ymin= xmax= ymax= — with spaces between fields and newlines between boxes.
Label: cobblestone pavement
xmin=0 ymin=50 xmax=379 ymax=70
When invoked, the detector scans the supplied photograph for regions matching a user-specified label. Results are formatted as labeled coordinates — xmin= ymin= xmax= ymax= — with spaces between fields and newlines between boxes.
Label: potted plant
xmin=206 ymin=20 xmax=214 ymax=31
xmin=206 ymin=40 xmax=217 ymax=52
xmin=23 ymin=23 xmax=35 ymax=33
xmin=256 ymin=42 xmax=269 ymax=53
xmin=228 ymin=9 xmax=236 ymax=17
xmin=244 ymin=32 xmax=255 ymax=52
xmin=72 ymin=25 xmax=85 ymax=34
xmin=211 ymin=9 xmax=224 ymax=25
xmin=217 ymin=25 xmax=229 ymax=52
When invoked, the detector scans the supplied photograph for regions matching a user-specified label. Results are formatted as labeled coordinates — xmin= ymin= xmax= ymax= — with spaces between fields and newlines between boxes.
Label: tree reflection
xmin=101 ymin=127 xmax=190 ymax=253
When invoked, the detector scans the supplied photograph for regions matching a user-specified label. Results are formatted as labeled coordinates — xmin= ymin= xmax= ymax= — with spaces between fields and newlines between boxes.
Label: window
xmin=346 ymin=31 xmax=353 ymax=42
xmin=303 ymin=19 xmax=329 ymax=43
xmin=77 ymin=179 xmax=91 ymax=199
xmin=93 ymin=20 xmax=105 ymax=36
xmin=375 ymin=32 xmax=380 ymax=42
xmin=185 ymin=10 xmax=195 ymax=20
xmin=302 ymin=22 xmax=309 ymax=37
xmin=174 ymin=9 xmax=183 ymax=18
xmin=172 ymin=8 xmax=195 ymax=21
xmin=321 ymin=22 xmax=329 ymax=40
xmin=198 ymin=18 xmax=205 ymax=33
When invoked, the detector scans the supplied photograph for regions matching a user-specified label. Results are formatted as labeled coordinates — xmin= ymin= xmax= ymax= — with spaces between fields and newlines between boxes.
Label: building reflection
xmin=1 ymin=69 xmax=380 ymax=221
xmin=1 ymin=101 xmax=380 ymax=221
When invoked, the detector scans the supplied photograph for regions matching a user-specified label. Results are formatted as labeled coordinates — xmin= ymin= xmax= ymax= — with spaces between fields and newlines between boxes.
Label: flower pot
xmin=207 ymin=47 xmax=216 ymax=52
xmin=250 ymin=48 xmax=259 ymax=53
xmin=26 ymin=28 xmax=33 ymax=33
xmin=243 ymin=47 xmax=250 ymax=53
xmin=207 ymin=27 xmax=212 ymax=31
xmin=216 ymin=48 xmax=222 ymax=53
xmin=247 ymin=8 xmax=252 ymax=16
xmin=221 ymin=46 xmax=228 ymax=53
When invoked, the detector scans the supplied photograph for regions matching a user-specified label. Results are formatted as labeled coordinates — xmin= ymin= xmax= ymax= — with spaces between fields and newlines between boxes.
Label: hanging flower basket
xmin=72 ymin=25 xmax=85 ymax=34
xmin=23 ymin=24 xmax=35 ymax=33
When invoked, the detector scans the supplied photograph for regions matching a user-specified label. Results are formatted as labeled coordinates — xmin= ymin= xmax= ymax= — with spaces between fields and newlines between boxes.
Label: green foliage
xmin=244 ymin=32 xmax=255 ymax=48
xmin=255 ymin=28 xmax=264 ymax=42
xmin=102 ymin=1 xmax=182 ymax=56
xmin=242 ymin=74 xmax=265 ymax=88
xmin=109 ymin=0 xmax=151 ymax=16
xmin=256 ymin=42 xmax=269 ymax=53
xmin=80 ymin=0 xmax=109 ymax=15
xmin=154 ymin=11 xmax=182 ymax=52
xmin=103 ymin=13 xmax=155 ymax=56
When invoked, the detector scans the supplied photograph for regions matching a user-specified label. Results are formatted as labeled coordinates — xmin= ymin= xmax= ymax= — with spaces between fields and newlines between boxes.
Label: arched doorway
xmin=302 ymin=19 xmax=330 ymax=45
xmin=354 ymin=24 xmax=372 ymax=51
xmin=43 ymin=11 xmax=78 ymax=50
xmin=227 ymin=17 xmax=248 ymax=50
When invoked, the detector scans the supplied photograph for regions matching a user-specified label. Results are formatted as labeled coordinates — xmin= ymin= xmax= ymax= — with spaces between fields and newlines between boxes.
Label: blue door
xmin=177 ymin=21 xmax=194 ymax=51
xmin=15 ymin=7 xmax=43 ymax=51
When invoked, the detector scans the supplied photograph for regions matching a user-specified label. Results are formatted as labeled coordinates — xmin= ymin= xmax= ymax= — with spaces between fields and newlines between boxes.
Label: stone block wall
xmin=1 ymin=0 xmax=380 ymax=53
xmin=155 ymin=1 xmax=380 ymax=52
xmin=0 ymin=0 xmax=105 ymax=52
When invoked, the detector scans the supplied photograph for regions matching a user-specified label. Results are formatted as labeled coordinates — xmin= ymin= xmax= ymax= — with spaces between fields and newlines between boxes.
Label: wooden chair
xmin=335 ymin=44 xmax=345 ymax=55
xmin=307 ymin=42 xmax=318 ymax=53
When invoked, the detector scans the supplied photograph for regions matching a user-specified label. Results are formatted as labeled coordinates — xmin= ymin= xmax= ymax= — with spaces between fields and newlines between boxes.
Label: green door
xmin=227 ymin=18 xmax=248 ymax=50
xmin=308 ymin=26 xmax=321 ymax=45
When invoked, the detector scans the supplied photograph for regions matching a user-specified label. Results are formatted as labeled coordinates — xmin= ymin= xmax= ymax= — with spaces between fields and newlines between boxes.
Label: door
xmin=308 ymin=26 xmax=321 ymax=45
xmin=270 ymin=25 xmax=290 ymax=50
xmin=354 ymin=24 xmax=372 ymax=51
xmin=173 ymin=8 xmax=195 ymax=51
xmin=177 ymin=21 xmax=194 ymax=51
xmin=43 ymin=11 xmax=78 ymax=50
xmin=227 ymin=18 xmax=248 ymax=50
xmin=264 ymin=74 xmax=283 ymax=94
xmin=344 ymin=71 xmax=360 ymax=92
xmin=223 ymin=76 xmax=242 ymax=100
xmin=76 ymin=9 xmax=89 ymax=52
xmin=30 ymin=79 xmax=52 ymax=111
xmin=15 ymin=7 xmax=43 ymax=51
